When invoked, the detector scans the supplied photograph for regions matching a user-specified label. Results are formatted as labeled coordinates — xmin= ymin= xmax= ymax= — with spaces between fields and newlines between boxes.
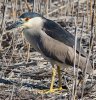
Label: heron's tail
xmin=78 ymin=56 xmax=93 ymax=75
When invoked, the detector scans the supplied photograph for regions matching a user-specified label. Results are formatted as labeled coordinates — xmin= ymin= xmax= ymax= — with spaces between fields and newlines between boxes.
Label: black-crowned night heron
xmin=6 ymin=12 xmax=93 ymax=93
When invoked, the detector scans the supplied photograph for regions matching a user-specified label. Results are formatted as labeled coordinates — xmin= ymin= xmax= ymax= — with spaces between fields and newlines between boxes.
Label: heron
xmin=6 ymin=12 xmax=93 ymax=93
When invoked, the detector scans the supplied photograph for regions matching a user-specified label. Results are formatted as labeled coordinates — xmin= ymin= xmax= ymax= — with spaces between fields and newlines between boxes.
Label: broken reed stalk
xmin=19 ymin=0 xmax=23 ymax=14
xmin=33 ymin=0 xmax=36 ymax=12
xmin=10 ymin=84 xmax=15 ymax=100
xmin=0 ymin=0 xmax=7 ymax=51
xmin=90 ymin=0 xmax=92 ymax=18
xmin=72 ymin=0 xmax=80 ymax=99
xmin=71 ymin=0 xmax=74 ymax=17
xmin=81 ymin=0 xmax=95 ymax=99
xmin=25 ymin=0 xmax=32 ymax=12
xmin=87 ymin=0 xmax=89 ymax=31
xmin=72 ymin=17 xmax=78 ymax=100
xmin=76 ymin=6 xmax=85 ymax=100
xmin=60 ymin=0 xmax=63 ymax=16
xmin=49 ymin=0 xmax=52 ymax=10
xmin=95 ymin=16 xmax=96 ymax=40
xmin=46 ymin=0 xmax=49 ymax=18
xmin=0 ymin=0 xmax=7 ymax=34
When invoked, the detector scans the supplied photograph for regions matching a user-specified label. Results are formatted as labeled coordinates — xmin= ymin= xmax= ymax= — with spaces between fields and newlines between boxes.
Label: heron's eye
xmin=25 ymin=18 xmax=30 ymax=21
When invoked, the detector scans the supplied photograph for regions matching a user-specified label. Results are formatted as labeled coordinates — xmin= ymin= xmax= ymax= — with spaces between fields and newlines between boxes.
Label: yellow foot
xmin=37 ymin=87 xmax=64 ymax=94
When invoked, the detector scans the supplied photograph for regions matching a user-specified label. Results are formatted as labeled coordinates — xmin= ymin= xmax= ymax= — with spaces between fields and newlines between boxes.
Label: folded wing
xmin=43 ymin=19 xmax=86 ymax=57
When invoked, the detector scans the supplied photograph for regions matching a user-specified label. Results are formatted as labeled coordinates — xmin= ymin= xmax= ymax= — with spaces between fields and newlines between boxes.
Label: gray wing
xmin=36 ymin=33 xmax=77 ymax=66
xmin=43 ymin=19 xmax=86 ymax=57
xmin=36 ymin=34 xmax=92 ymax=74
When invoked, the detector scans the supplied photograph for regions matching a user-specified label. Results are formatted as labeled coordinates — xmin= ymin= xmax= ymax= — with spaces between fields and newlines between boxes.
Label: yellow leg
xmin=49 ymin=67 xmax=56 ymax=92
xmin=57 ymin=66 xmax=63 ymax=90
xmin=37 ymin=66 xmax=63 ymax=94
xmin=37 ymin=67 xmax=56 ymax=94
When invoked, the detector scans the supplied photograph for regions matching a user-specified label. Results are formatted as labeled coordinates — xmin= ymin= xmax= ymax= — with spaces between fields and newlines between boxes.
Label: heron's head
xmin=6 ymin=12 xmax=45 ymax=30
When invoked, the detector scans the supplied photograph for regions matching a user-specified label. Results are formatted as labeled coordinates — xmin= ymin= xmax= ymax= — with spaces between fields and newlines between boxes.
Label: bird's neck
xmin=23 ymin=28 xmax=41 ymax=51
xmin=23 ymin=28 xmax=41 ymax=36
